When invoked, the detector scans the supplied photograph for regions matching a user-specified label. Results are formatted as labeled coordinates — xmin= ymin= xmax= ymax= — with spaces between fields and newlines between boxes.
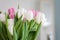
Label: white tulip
xmin=18 ymin=8 xmax=27 ymax=20
xmin=24 ymin=10 xmax=34 ymax=21
xmin=0 ymin=13 xmax=6 ymax=22
xmin=18 ymin=8 xmax=34 ymax=21
xmin=8 ymin=19 xmax=14 ymax=35
xmin=35 ymin=12 xmax=42 ymax=24
xmin=35 ymin=12 xmax=47 ymax=24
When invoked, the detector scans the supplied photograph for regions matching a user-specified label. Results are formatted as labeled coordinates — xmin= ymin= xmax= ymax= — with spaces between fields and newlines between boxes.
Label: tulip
xmin=8 ymin=8 xmax=15 ymax=35
xmin=8 ymin=8 xmax=15 ymax=19
xmin=0 ymin=13 xmax=6 ymax=22
xmin=30 ymin=9 xmax=39 ymax=19
xmin=30 ymin=9 xmax=36 ymax=17
xmin=18 ymin=8 xmax=27 ymax=20
xmin=35 ymin=12 xmax=47 ymax=24
xmin=24 ymin=10 xmax=34 ymax=21
xmin=31 ymin=9 xmax=38 ymax=18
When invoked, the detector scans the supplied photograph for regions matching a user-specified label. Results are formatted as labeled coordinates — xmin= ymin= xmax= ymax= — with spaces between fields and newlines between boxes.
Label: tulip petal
xmin=8 ymin=19 xmax=14 ymax=35
xmin=0 ymin=14 xmax=6 ymax=22
xmin=24 ymin=10 xmax=34 ymax=21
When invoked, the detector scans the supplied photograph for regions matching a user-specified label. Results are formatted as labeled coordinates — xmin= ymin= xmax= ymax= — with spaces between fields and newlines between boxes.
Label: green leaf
xmin=7 ymin=28 xmax=13 ymax=40
xmin=27 ymin=31 xmax=36 ymax=40
xmin=0 ymin=21 xmax=5 ymax=40
xmin=14 ymin=12 xmax=18 ymax=25
xmin=27 ymin=22 xmax=42 ymax=40
xmin=0 ymin=34 xmax=2 ymax=39
xmin=17 ymin=21 xmax=22 ymax=40
xmin=21 ymin=21 xmax=29 ymax=40
xmin=15 ymin=16 xmax=22 ymax=31
xmin=0 ymin=21 xmax=2 ymax=30
xmin=30 ymin=22 xmax=38 ymax=31
xmin=13 ymin=28 xmax=18 ymax=40
xmin=29 ymin=20 xmax=35 ymax=31
xmin=24 ymin=21 xmax=29 ymax=40
xmin=0 ymin=33 xmax=5 ymax=40
xmin=34 ymin=22 xmax=42 ymax=40
xmin=2 ymin=23 xmax=8 ymax=39
xmin=18 ymin=4 xmax=20 ymax=9
xmin=5 ymin=12 xmax=8 ymax=27
xmin=21 ymin=22 xmax=25 ymax=40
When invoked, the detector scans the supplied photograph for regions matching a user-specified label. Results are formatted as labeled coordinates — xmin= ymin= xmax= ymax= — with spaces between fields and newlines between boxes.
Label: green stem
xmin=34 ymin=22 xmax=42 ymax=40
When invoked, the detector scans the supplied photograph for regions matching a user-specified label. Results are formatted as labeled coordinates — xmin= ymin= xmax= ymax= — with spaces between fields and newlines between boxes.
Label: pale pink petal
xmin=30 ymin=9 xmax=39 ymax=18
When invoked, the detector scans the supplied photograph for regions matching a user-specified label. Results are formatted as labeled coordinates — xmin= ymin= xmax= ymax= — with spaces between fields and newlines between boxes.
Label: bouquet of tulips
xmin=0 ymin=6 xmax=47 ymax=40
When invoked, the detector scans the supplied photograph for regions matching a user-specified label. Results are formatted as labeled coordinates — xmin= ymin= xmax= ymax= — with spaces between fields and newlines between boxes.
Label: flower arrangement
xmin=0 ymin=6 xmax=47 ymax=40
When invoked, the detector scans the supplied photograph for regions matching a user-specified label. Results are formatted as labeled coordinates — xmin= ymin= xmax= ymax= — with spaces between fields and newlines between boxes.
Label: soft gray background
xmin=0 ymin=0 xmax=40 ymax=12
xmin=55 ymin=0 xmax=60 ymax=40
xmin=40 ymin=0 xmax=54 ymax=40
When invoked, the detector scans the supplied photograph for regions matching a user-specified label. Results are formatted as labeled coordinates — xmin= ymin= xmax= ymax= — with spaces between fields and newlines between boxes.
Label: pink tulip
xmin=30 ymin=9 xmax=39 ymax=18
xmin=8 ymin=8 xmax=15 ymax=19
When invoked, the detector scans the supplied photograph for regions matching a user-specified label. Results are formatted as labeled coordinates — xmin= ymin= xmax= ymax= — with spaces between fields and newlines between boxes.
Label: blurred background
xmin=0 ymin=0 xmax=55 ymax=40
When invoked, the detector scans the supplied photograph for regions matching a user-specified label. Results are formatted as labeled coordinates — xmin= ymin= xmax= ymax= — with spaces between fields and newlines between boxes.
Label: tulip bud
xmin=35 ymin=12 xmax=42 ymax=24
xmin=35 ymin=12 xmax=47 ymax=24
xmin=30 ymin=9 xmax=39 ymax=18
xmin=18 ymin=8 xmax=27 ymax=20
xmin=24 ymin=10 xmax=34 ymax=21
xmin=0 ymin=13 xmax=6 ymax=22
xmin=8 ymin=8 xmax=15 ymax=19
